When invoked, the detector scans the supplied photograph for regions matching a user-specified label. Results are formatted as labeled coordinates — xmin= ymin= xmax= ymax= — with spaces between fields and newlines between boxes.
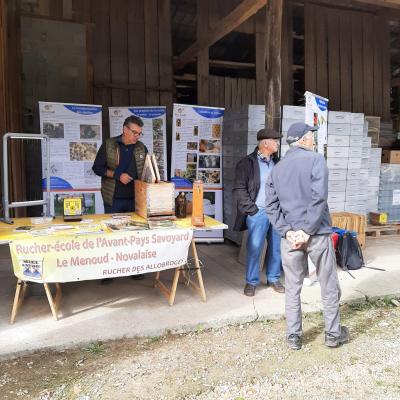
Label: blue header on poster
xmin=193 ymin=107 xmax=224 ymax=119
xmin=128 ymin=107 xmax=166 ymax=118
xmin=42 ymin=177 xmax=73 ymax=190
xmin=315 ymin=97 xmax=328 ymax=112
xmin=64 ymin=105 xmax=102 ymax=115
xmin=171 ymin=176 xmax=193 ymax=188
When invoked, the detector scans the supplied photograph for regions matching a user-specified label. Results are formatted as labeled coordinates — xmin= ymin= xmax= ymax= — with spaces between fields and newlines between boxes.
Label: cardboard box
xmin=282 ymin=105 xmax=305 ymax=120
xmin=381 ymin=150 xmax=400 ymax=164
xmin=327 ymin=123 xmax=351 ymax=136
xmin=328 ymin=111 xmax=351 ymax=124
xmin=350 ymin=136 xmax=363 ymax=147
xmin=348 ymin=158 xmax=362 ymax=169
xmin=328 ymin=201 xmax=345 ymax=212
xmin=350 ymin=113 xmax=365 ymax=125
xmin=329 ymin=180 xmax=347 ymax=192
xmin=347 ymin=170 xmax=360 ymax=181
xmin=329 ymin=169 xmax=347 ymax=181
xmin=327 ymin=135 xmax=350 ymax=147
xmin=369 ymin=211 xmax=388 ymax=225
xmin=134 ymin=180 xmax=175 ymax=219
xmin=327 ymin=147 xmax=349 ymax=158
xmin=328 ymin=191 xmax=346 ymax=203
xmin=327 ymin=158 xmax=348 ymax=169
xmin=350 ymin=125 xmax=364 ymax=136
xmin=348 ymin=147 xmax=362 ymax=158
xmin=281 ymin=118 xmax=304 ymax=133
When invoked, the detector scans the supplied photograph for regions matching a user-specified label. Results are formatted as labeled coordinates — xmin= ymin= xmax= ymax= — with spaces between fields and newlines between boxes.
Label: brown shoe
xmin=244 ymin=284 xmax=256 ymax=297
xmin=269 ymin=281 xmax=285 ymax=293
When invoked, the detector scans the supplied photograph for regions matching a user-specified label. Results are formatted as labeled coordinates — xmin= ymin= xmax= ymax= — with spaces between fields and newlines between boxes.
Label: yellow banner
xmin=9 ymin=229 xmax=193 ymax=283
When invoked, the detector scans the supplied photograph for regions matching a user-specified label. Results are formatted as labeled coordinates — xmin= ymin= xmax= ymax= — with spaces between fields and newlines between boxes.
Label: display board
xmin=305 ymin=91 xmax=329 ymax=154
xmin=39 ymin=101 xmax=103 ymax=215
xmin=109 ymin=107 xmax=168 ymax=181
xmin=171 ymin=104 xmax=224 ymax=241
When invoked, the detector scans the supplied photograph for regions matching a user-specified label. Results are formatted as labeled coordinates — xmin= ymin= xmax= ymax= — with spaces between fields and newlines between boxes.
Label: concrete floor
xmin=0 ymin=236 xmax=399 ymax=359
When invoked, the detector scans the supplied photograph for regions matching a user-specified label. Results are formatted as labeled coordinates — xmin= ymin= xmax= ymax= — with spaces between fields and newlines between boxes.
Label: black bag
xmin=336 ymin=232 xmax=364 ymax=271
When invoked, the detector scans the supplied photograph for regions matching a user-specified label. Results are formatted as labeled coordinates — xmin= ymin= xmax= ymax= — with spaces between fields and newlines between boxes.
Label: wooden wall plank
xmin=63 ymin=0 xmax=73 ymax=19
xmin=158 ymin=0 xmax=173 ymax=108
xmin=224 ymin=77 xmax=232 ymax=108
xmin=37 ymin=0 xmax=50 ymax=16
xmin=50 ymin=0 xmax=63 ymax=18
xmin=128 ymin=0 xmax=146 ymax=105
xmin=327 ymin=9 xmax=340 ymax=110
xmin=351 ymin=11 xmax=364 ymax=113
xmin=110 ymin=0 xmax=129 ymax=106
xmin=315 ymin=5 xmax=328 ymax=98
xmin=339 ymin=10 xmax=352 ymax=111
xmin=304 ymin=2 xmax=316 ymax=93
xmin=373 ymin=15 xmax=383 ymax=117
xmin=281 ymin=0 xmax=293 ymax=105
xmin=197 ymin=0 xmax=209 ymax=105
xmin=91 ymin=0 xmax=111 ymax=138
xmin=363 ymin=13 xmax=374 ymax=115
xmin=381 ymin=17 xmax=391 ymax=119
xmin=255 ymin=7 xmax=265 ymax=104
xmin=144 ymin=0 xmax=160 ymax=105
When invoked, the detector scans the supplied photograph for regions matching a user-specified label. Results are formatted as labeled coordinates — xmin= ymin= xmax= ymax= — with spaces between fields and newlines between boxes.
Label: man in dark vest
xmin=93 ymin=115 xmax=147 ymax=213
xmin=232 ymin=128 xmax=284 ymax=297
xmin=92 ymin=115 xmax=147 ymax=283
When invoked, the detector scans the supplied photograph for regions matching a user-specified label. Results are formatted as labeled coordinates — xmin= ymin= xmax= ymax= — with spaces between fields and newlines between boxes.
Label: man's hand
xmin=296 ymin=230 xmax=310 ymax=244
xmin=119 ymin=173 xmax=133 ymax=184
xmin=286 ymin=230 xmax=310 ymax=249
xmin=286 ymin=230 xmax=297 ymax=244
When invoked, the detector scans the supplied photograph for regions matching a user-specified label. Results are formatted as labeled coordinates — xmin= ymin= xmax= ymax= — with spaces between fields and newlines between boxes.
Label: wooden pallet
xmin=365 ymin=223 xmax=400 ymax=238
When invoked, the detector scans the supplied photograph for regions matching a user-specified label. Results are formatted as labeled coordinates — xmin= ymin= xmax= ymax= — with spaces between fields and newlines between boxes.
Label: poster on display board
xmin=109 ymin=107 xmax=168 ymax=181
xmin=305 ymin=91 xmax=329 ymax=155
xmin=171 ymin=104 xmax=224 ymax=242
xmin=39 ymin=101 xmax=104 ymax=215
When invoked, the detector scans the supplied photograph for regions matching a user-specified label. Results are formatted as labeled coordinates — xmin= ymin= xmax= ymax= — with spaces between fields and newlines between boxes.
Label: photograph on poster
xmin=53 ymin=192 xmax=96 ymax=216
xmin=187 ymin=142 xmax=198 ymax=151
xmin=80 ymin=124 xmax=101 ymax=140
xmin=176 ymin=132 xmax=181 ymax=141
xmin=185 ymin=191 xmax=216 ymax=217
xmin=212 ymin=124 xmax=221 ymax=138
xmin=49 ymin=162 xmax=63 ymax=175
xmin=176 ymin=118 xmax=182 ymax=127
xmin=199 ymin=139 xmax=221 ymax=153
xmin=187 ymin=153 xmax=197 ymax=163
xmin=84 ymin=162 xmax=97 ymax=178
xmin=43 ymin=122 xmax=64 ymax=139
xmin=69 ymin=142 xmax=97 ymax=161
xmin=193 ymin=126 xmax=199 ymax=136
xmin=174 ymin=169 xmax=182 ymax=177
xmin=184 ymin=164 xmax=197 ymax=181
xmin=153 ymin=118 xmax=164 ymax=141
xmin=198 ymin=170 xmax=220 ymax=184
xmin=198 ymin=155 xmax=220 ymax=169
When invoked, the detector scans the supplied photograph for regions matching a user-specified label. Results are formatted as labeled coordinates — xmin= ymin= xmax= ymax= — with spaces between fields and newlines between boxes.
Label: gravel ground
xmin=0 ymin=299 xmax=400 ymax=400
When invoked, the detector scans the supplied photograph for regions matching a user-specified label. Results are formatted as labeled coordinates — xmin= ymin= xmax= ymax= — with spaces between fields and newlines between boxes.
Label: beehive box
xmin=134 ymin=180 xmax=175 ymax=219
xmin=331 ymin=212 xmax=367 ymax=248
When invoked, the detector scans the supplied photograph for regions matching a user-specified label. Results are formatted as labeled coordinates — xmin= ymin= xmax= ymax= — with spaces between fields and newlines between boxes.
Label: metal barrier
xmin=1 ymin=133 xmax=51 ymax=224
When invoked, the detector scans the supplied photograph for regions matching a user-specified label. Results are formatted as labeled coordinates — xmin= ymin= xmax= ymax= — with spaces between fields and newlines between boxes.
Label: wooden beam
xmin=265 ymin=0 xmax=283 ymax=131
xmin=175 ymin=0 xmax=267 ymax=70
xmin=352 ymin=0 xmax=400 ymax=9
xmin=392 ymin=77 xmax=400 ymax=87
xmin=255 ymin=7 xmax=266 ymax=104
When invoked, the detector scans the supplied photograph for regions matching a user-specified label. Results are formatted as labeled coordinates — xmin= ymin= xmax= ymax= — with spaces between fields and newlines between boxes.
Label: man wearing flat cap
xmin=232 ymin=128 xmax=284 ymax=297
xmin=265 ymin=122 xmax=349 ymax=351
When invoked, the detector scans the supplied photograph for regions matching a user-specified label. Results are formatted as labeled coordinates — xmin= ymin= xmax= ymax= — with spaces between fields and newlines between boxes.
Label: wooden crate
xmin=134 ymin=180 xmax=175 ymax=219
xmin=366 ymin=223 xmax=400 ymax=238
xmin=331 ymin=212 xmax=366 ymax=248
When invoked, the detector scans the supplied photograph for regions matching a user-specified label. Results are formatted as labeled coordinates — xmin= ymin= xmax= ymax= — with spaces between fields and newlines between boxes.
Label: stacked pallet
xmin=378 ymin=164 xmax=400 ymax=223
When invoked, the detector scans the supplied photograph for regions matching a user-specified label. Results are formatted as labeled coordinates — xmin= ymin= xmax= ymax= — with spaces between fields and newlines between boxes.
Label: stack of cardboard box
xmin=222 ymin=105 xmax=265 ymax=244
xmin=280 ymin=106 xmax=305 ymax=156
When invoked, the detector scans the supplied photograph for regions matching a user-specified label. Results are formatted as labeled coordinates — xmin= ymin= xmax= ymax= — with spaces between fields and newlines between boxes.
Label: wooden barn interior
xmin=0 ymin=0 xmax=400 ymax=215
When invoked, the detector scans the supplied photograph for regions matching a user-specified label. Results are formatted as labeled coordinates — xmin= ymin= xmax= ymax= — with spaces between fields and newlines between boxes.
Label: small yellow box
xmin=369 ymin=212 xmax=388 ymax=225
xmin=63 ymin=197 xmax=82 ymax=221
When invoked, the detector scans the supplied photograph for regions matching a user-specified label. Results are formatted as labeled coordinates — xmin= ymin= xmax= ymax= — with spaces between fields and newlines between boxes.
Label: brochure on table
xmin=171 ymin=104 xmax=224 ymax=241
xmin=109 ymin=106 xmax=168 ymax=181
xmin=39 ymin=101 xmax=104 ymax=215
xmin=305 ymin=91 xmax=329 ymax=155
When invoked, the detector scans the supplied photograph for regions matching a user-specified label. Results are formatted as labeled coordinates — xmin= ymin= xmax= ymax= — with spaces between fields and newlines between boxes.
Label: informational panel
xmin=39 ymin=101 xmax=103 ymax=215
xmin=171 ymin=104 xmax=224 ymax=241
xmin=305 ymin=91 xmax=329 ymax=154
xmin=109 ymin=107 xmax=168 ymax=181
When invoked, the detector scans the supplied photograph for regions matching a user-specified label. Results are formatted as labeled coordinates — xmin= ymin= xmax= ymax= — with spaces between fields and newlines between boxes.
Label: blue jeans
xmin=104 ymin=198 xmax=135 ymax=214
xmin=246 ymin=208 xmax=282 ymax=286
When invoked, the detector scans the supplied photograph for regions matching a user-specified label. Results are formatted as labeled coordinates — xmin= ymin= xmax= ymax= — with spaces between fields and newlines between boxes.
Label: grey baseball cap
xmin=286 ymin=122 xmax=318 ymax=144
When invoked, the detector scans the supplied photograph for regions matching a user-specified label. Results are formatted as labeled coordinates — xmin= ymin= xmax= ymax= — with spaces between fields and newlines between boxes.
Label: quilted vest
xmin=101 ymin=138 xmax=146 ymax=206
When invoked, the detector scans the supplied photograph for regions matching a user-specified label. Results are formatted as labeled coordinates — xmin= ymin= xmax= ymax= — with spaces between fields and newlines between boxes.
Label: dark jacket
xmin=232 ymin=148 xmax=279 ymax=231
xmin=265 ymin=146 xmax=332 ymax=237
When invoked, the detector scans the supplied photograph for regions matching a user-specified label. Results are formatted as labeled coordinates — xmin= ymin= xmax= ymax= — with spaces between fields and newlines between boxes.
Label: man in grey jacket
xmin=265 ymin=122 xmax=349 ymax=350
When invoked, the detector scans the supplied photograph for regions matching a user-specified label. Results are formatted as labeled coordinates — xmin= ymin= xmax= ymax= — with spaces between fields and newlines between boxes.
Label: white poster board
xmin=171 ymin=104 xmax=224 ymax=241
xmin=305 ymin=91 xmax=329 ymax=155
xmin=109 ymin=107 xmax=168 ymax=181
xmin=39 ymin=101 xmax=103 ymax=215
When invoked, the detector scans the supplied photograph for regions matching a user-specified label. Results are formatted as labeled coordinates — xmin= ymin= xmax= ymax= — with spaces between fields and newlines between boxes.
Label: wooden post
xmin=264 ymin=0 xmax=283 ymax=131
xmin=255 ymin=7 xmax=266 ymax=104
xmin=197 ymin=0 xmax=209 ymax=105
